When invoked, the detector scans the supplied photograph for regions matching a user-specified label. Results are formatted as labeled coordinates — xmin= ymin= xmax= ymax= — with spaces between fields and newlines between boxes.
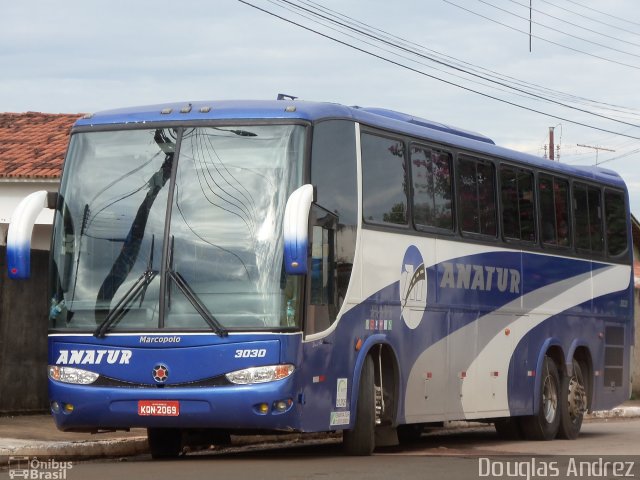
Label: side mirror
xmin=283 ymin=184 xmax=315 ymax=275
xmin=7 ymin=190 xmax=57 ymax=279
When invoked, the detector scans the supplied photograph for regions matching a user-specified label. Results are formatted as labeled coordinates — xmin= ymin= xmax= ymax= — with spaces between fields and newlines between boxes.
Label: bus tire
xmin=557 ymin=359 xmax=587 ymax=440
xmin=147 ymin=428 xmax=183 ymax=459
xmin=520 ymin=356 xmax=561 ymax=441
xmin=343 ymin=354 xmax=375 ymax=456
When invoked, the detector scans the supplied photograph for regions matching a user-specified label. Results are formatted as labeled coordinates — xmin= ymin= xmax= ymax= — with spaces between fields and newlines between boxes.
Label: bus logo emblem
xmin=152 ymin=364 xmax=169 ymax=383
xmin=400 ymin=245 xmax=428 ymax=330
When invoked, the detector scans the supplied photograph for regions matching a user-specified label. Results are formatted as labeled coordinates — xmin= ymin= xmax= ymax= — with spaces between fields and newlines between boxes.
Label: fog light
xmin=273 ymin=398 xmax=293 ymax=413
xmin=63 ymin=403 xmax=74 ymax=414
xmin=51 ymin=401 xmax=61 ymax=414
xmin=258 ymin=403 xmax=269 ymax=414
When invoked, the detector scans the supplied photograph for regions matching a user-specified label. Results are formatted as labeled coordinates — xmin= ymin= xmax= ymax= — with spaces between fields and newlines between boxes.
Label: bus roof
xmin=75 ymin=99 xmax=626 ymax=189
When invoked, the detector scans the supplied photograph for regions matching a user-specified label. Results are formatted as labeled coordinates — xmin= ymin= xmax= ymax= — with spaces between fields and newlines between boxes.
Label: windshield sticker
xmin=55 ymin=349 xmax=132 ymax=365
xmin=330 ymin=410 xmax=351 ymax=426
xmin=336 ymin=378 xmax=348 ymax=408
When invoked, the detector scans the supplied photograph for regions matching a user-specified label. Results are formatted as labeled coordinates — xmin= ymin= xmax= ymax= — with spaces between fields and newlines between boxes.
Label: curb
xmin=0 ymin=437 xmax=149 ymax=464
xmin=587 ymin=406 xmax=640 ymax=419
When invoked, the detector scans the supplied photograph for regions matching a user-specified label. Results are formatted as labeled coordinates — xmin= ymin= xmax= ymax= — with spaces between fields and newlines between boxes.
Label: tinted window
xmin=310 ymin=225 xmax=334 ymax=305
xmin=573 ymin=182 xmax=604 ymax=254
xmin=501 ymin=167 xmax=535 ymax=242
xmin=604 ymin=190 xmax=628 ymax=256
xmin=311 ymin=120 xmax=357 ymax=226
xmin=310 ymin=121 xmax=358 ymax=333
xmin=457 ymin=155 xmax=496 ymax=236
xmin=411 ymin=144 xmax=453 ymax=230
xmin=539 ymin=174 xmax=570 ymax=247
xmin=361 ymin=133 xmax=408 ymax=226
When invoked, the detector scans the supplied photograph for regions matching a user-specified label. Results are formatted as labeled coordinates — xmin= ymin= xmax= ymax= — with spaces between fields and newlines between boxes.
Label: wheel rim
xmin=567 ymin=363 xmax=587 ymax=422
xmin=542 ymin=371 xmax=558 ymax=424
xmin=374 ymin=385 xmax=383 ymax=425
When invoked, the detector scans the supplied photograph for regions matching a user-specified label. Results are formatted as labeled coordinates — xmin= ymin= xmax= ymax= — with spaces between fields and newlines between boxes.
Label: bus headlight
xmin=225 ymin=364 xmax=294 ymax=384
xmin=48 ymin=365 xmax=99 ymax=385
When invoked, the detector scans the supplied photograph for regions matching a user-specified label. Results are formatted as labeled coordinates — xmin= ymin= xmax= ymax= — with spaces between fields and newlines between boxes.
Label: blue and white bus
xmin=8 ymin=99 xmax=633 ymax=457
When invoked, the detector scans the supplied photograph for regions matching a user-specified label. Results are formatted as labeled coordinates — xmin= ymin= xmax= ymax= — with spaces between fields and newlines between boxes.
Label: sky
xmin=3 ymin=0 xmax=640 ymax=214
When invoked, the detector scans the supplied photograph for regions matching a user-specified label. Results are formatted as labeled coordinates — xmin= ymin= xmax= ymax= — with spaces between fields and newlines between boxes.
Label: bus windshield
xmin=49 ymin=124 xmax=305 ymax=332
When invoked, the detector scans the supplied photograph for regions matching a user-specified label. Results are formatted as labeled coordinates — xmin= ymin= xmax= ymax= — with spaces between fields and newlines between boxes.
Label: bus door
xmin=305 ymin=204 xmax=338 ymax=336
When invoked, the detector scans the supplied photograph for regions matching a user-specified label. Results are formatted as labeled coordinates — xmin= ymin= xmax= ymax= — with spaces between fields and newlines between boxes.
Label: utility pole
xmin=529 ymin=0 xmax=532 ymax=52
xmin=548 ymin=127 xmax=555 ymax=161
xmin=576 ymin=144 xmax=616 ymax=165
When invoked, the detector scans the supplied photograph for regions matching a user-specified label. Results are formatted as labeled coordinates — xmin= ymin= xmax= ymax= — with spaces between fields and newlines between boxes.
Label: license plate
xmin=138 ymin=400 xmax=180 ymax=416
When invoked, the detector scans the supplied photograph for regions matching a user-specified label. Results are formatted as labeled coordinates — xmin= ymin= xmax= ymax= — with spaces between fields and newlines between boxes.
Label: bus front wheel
xmin=520 ymin=356 xmax=561 ymax=441
xmin=343 ymin=354 xmax=375 ymax=455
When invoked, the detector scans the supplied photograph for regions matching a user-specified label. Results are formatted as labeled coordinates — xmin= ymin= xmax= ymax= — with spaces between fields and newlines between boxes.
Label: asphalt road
xmin=4 ymin=418 xmax=640 ymax=480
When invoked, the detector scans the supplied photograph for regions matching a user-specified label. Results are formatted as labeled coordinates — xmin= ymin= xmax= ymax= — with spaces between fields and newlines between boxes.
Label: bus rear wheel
xmin=520 ymin=356 xmax=560 ymax=441
xmin=343 ymin=354 xmax=375 ymax=455
xmin=147 ymin=428 xmax=183 ymax=459
xmin=557 ymin=359 xmax=587 ymax=440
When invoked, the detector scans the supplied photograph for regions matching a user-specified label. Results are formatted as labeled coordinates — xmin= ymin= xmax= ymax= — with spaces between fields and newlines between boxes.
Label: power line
xmin=562 ymin=0 xmax=640 ymax=29
xmin=504 ymin=0 xmax=640 ymax=50
xmin=238 ymin=0 xmax=640 ymax=140
xmin=276 ymin=0 xmax=640 ymax=126
xmin=271 ymin=0 xmax=640 ymax=128
xmin=299 ymin=0 xmax=640 ymax=118
xmin=539 ymin=0 xmax=640 ymax=39
xmin=443 ymin=0 xmax=640 ymax=71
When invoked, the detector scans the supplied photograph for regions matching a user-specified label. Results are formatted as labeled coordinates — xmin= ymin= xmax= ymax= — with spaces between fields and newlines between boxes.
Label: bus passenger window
xmin=588 ymin=187 xmax=604 ymax=253
xmin=361 ymin=133 xmax=408 ymax=226
xmin=500 ymin=167 xmax=535 ymax=242
xmin=573 ymin=182 xmax=604 ymax=254
xmin=539 ymin=175 xmax=570 ymax=248
xmin=411 ymin=144 xmax=453 ymax=231
xmin=605 ymin=190 xmax=627 ymax=257
xmin=457 ymin=156 xmax=497 ymax=237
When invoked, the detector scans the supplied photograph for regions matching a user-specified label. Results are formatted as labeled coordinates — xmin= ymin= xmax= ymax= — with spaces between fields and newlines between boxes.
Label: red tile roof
xmin=0 ymin=112 xmax=83 ymax=179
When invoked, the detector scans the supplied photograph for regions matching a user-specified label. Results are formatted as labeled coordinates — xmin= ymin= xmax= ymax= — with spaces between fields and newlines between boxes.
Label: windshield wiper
xmin=94 ymin=269 xmax=158 ymax=337
xmin=169 ymin=270 xmax=228 ymax=337
xmin=211 ymin=126 xmax=257 ymax=137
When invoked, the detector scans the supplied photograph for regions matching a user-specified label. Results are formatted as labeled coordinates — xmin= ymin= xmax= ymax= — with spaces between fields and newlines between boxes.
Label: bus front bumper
xmin=48 ymin=378 xmax=301 ymax=432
